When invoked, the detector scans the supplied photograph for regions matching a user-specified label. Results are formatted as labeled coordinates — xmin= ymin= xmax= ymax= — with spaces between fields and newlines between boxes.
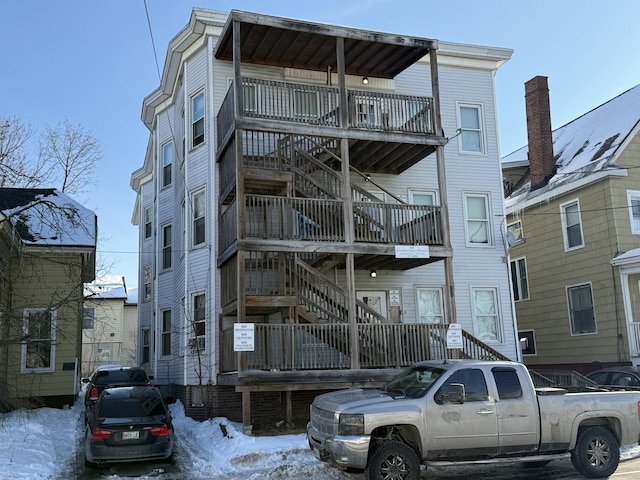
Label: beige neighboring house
xmin=82 ymin=275 xmax=138 ymax=377
xmin=0 ymin=188 xmax=96 ymax=408
xmin=503 ymin=76 xmax=640 ymax=372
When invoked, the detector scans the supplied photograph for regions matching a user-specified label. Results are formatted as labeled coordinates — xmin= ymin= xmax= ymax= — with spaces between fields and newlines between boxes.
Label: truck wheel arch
xmin=570 ymin=416 xmax=622 ymax=450
xmin=369 ymin=424 xmax=422 ymax=458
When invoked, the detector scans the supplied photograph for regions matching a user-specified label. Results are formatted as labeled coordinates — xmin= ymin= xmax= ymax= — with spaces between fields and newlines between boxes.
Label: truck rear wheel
xmin=365 ymin=440 xmax=420 ymax=480
xmin=571 ymin=426 xmax=619 ymax=478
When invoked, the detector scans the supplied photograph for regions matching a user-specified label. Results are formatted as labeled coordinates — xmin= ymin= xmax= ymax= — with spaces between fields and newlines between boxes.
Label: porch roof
xmin=215 ymin=10 xmax=437 ymax=79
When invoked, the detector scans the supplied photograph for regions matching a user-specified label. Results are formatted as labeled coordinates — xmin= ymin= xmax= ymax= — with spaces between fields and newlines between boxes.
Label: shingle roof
xmin=503 ymin=83 xmax=640 ymax=206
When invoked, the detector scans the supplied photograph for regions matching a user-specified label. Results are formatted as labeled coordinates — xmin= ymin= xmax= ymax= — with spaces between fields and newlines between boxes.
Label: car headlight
xmin=338 ymin=413 xmax=364 ymax=435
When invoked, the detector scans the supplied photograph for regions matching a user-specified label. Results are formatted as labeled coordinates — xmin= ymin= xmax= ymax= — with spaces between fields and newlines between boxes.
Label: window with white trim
xmin=416 ymin=287 xmax=444 ymax=324
xmin=560 ymin=199 xmax=584 ymax=251
xmin=191 ymin=91 xmax=205 ymax=148
xmin=464 ymin=193 xmax=491 ymax=245
xmin=472 ymin=287 xmax=501 ymax=342
xmin=192 ymin=190 xmax=205 ymax=246
xmin=144 ymin=206 xmax=152 ymax=239
xmin=144 ymin=266 xmax=151 ymax=301
xmin=457 ymin=103 xmax=485 ymax=154
xmin=161 ymin=309 xmax=172 ymax=356
xmin=162 ymin=224 xmax=172 ymax=270
xmin=627 ymin=190 xmax=640 ymax=234
xmin=97 ymin=347 xmax=111 ymax=363
xmin=410 ymin=190 xmax=436 ymax=206
xmin=567 ymin=283 xmax=596 ymax=335
xmin=82 ymin=307 xmax=95 ymax=329
xmin=509 ymin=257 xmax=529 ymax=301
xmin=191 ymin=293 xmax=206 ymax=352
xmin=21 ymin=308 xmax=56 ymax=372
xmin=507 ymin=220 xmax=525 ymax=245
xmin=141 ymin=327 xmax=150 ymax=364
xmin=162 ymin=141 xmax=173 ymax=187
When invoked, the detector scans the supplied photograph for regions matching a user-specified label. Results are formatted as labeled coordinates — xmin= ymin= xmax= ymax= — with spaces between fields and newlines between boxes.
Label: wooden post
xmin=285 ymin=391 xmax=293 ymax=428
xmin=242 ymin=391 xmax=252 ymax=434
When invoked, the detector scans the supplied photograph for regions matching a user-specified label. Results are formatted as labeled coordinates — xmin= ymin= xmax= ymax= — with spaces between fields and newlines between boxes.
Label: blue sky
xmin=2 ymin=0 xmax=639 ymax=289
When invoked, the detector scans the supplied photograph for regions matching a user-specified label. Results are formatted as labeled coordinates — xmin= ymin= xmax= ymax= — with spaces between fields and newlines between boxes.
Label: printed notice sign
xmin=395 ymin=245 xmax=430 ymax=258
xmin=446 ymin=323 xmax=463 ymax=349
xmin=234 ymin=323 xmax=255 ymax=352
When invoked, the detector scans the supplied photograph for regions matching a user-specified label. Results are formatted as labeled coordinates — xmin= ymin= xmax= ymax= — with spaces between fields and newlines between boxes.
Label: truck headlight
xmin=338 ymin=413 xmax=364 ymax=435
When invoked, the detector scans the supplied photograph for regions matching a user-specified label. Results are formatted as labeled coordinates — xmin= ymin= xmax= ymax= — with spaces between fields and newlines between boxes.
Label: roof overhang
xmin=214 ymin=10 xmax=437 ymax=79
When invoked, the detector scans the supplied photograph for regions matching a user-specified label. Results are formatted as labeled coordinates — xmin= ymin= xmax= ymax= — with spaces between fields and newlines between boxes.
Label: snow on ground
xmin=1 ymin=393 xmax=640 ymax=480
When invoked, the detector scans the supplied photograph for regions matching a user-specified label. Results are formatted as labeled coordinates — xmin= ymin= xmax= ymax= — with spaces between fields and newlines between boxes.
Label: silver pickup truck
xmin=307 ymin=359 xmax=640 ymax=479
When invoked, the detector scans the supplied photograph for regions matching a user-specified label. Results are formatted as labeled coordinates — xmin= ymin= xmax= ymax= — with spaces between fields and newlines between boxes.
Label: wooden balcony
xmin=216 ymin=77 xmax=441 ymax=174
xmin=219 ymin=323 xmax=509 ymax=374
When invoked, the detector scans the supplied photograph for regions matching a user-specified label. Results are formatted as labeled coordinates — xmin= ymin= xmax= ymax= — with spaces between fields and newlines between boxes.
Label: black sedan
xmin=85 ymin=386 xmax=174 ymax=467
xmin=586 ymin=366 xmax=640 ymax=390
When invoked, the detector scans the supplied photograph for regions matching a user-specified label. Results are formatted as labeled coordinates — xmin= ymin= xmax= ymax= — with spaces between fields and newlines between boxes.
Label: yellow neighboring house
xmin=503 ymin=77 xmax=640 ymax=372
xmin=82 ymin=275 xmax=138 ymax=377
xmin=0 ymin=188 xmax=96 ymax=408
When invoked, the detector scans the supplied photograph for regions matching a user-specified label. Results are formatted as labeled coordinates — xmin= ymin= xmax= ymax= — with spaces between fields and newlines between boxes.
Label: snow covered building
xmin=81 ymin=275 xmax=138 ymax=377
xmin=503 ymin=77 xmax=640 ymax=372
xmin=0 ymin=188 xmax=96 ymax=408
xmin=131 ymin=8 xmax=516 ymax=429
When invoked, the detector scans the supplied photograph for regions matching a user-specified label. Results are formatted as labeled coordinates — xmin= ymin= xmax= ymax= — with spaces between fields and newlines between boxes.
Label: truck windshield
xmin=384 ymin=365 xmax=445 ymax=398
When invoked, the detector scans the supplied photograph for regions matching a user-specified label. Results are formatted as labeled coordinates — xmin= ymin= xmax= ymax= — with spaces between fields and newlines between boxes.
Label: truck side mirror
xmin=447 ymin=383 xmax=465 ymax=404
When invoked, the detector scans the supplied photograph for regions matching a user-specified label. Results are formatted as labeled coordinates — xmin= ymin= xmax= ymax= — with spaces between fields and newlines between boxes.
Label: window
xmin=192 ymin=92 xmax=205 ymax=147
xmin=627 ymin=190 xmax=640 ymax=234
xmin=192 ymin=190 xmax=205 ymax=246
xmin=464 ymin=193 xmax=491 ymax=245
xmin=162 ymin=224 xmax=172 ymax=270
xmin=21 ymin=308 xmax=56 ymax=372
xmin=141 ymin=328 xmax=150 ymax=364
xmin=519 ymin=330 xmax=536 ymax=355
xmin=416 ymin=287 xmax=444 ymax=323
xmin=410 ymin=190 xmax=436 ymax=206
xmin=82 ymin=307 xmax=95 ymax=329
xmin=97 ymin=347 xmax=111 ymax=363
xmin=162 ymin=141 xmax=173 ymax=187
xmin=507 ymin=220 xmax=525 ymax=245
xmin=567 ymin=283 xmax=596 ymax=335
xmin=144 ymin=266 xmax=151 ymax=300
xmin=144 ymin=206 xmax=152 ymax=239
xmin=492 ymin=368 xmax=523 ymax=400
xmin=437 ymin=368 xmax=489 ymax=403
xmin=509 ymin=257 xmax=529 ymax=301
xmin=161 ymin=310 xmax=171 ymax=356
xmin=472 ymin=287 xmax=500 ymax=342
xmin=191 ymin=294 xmax=206 ymax=352
xmin=458 ymin=104 xmax=485 ymax=154
xmin=293 ymin=89 xmax=318 ymax=118
xmin=561 ymin=199 xmax=584 ymax=250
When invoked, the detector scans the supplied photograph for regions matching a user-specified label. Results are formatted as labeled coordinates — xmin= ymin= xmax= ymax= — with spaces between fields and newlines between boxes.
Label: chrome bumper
xmin=307 ymin=423 xmax=371 ymax=470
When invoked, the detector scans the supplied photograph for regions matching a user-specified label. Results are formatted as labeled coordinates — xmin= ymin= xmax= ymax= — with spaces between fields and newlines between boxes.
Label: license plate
xmin=122 ymin=431 xmax=139 ymax=440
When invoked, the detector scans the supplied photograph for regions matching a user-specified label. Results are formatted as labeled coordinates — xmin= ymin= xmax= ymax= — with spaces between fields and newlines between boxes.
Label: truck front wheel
xmin=366 ymin=440 xmax=420 ymax=480
xmin=571 ymin=426 xmax=620 ymax=478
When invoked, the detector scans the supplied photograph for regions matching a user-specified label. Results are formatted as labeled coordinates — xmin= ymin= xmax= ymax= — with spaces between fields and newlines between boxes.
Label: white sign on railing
xmin=234 ymin=323 xmax=255 ymax=352
xmin=446 ymin=323 xmax=463 ymax=349
xmin=395 ymin=245 xmax=430 ymax=258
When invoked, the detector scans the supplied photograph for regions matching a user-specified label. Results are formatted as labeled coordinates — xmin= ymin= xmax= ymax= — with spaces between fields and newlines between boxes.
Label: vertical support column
xmin=429 ymin=48 xmax=456 ymax=325
xmin=242 ymin=390 xmax=252 ymax=434
xmin=285 ymin=391 xmax=293 ymax=428
xmin=232 ymin=19 xmax=243 ymax=118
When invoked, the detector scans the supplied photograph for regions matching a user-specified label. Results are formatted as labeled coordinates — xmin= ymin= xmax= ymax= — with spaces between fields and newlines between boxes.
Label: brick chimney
xmin=525 ymin=76 xmax=555 ymax=190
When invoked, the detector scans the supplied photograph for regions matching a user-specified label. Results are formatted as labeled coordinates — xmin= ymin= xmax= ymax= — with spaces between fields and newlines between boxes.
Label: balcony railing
xmin=217 ymin=77 xmax=435 ymax=145
xmin=219 ymin=323 xmax=509 ymax=373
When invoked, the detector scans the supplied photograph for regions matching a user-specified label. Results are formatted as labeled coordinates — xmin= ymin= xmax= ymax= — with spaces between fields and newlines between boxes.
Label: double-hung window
xmin=472 ymin=287 xmax=500 ymax=342
xmin=144 ymin=206 xmax=152 ymax=239
xmin=458 ymin=103 xmax=485 ymax=154
xmin=509 ymin=257 xmax=529 ymax=301
xmin=416 ymin=287 xmax=444 ymax=324
xmin=162 ymin=141 xmax=173 ymax=187
xmin=144 ymin=266 xmax=152 ymax=301
xmin=627 ymin=190 xmax=640 ymax=234
xmin=560 ymin=199 xmax=584 ymax=250
xmin=141 ymin=328 xmax=150 ymax=364
xmin=82 ymin=307 xmax=95 ymax=329
xmin=567 ymin=283 xmax=596 ymax=335
xmin=507 ymin=220 xmax=525 ymax=246
xmin=161 ymin=309 xmax=172 ymax=356
xmin=162 ymin=224 xmax=172 ymax=270
xmin=192 ymin=293 xmax=206 ymax=352
xmin=464 ymin=193 xmax=491 ymax=245
xmin=22 ymin=308 xmax=56 ymax=373
xmin=192 ymin=92 xmax=205 ymax=148
xmin=192 ymin=190 xmax=205 ymax=246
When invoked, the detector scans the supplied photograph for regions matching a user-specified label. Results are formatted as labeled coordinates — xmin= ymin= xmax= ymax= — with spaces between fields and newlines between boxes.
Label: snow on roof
xmin=84 ymin=274 xmax=128 ymax=299
xmin=126 ymin=287 xmax=138 ymax=304
xmin=0 ymin=188 xmax=96 ymax=247
xmin=504 ymin=84 xmax=640 ymax=206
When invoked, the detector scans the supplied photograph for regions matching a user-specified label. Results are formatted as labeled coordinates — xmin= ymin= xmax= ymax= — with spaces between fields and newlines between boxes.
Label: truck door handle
xmin=476 ymin=409 xmax=494 ymax=415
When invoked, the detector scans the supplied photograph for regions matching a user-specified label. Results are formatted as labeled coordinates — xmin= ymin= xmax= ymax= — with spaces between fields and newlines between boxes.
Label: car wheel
xmin=366 ymin=440 xmax=420 ymax=480
xmin=571 ymin=426 xmax=619 ymax=478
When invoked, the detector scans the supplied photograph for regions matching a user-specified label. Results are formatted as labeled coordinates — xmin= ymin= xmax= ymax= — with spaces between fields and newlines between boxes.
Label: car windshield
xmin=94 ymin=369 xmax=148 ymax=385
xmin=98 ymin=394 xmax=165 ymax=418
xmin=383 ymin=365 xmax=445 ymax=398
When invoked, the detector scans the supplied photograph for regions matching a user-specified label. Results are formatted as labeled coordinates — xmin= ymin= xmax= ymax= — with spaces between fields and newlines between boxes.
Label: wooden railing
xmin=216 ymin=77 xmax=435 ymax=143
xmin=220 ymin=323 xmax=510 ymax=372
xmin=295 ymin=258 xmax=348 ymax=324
